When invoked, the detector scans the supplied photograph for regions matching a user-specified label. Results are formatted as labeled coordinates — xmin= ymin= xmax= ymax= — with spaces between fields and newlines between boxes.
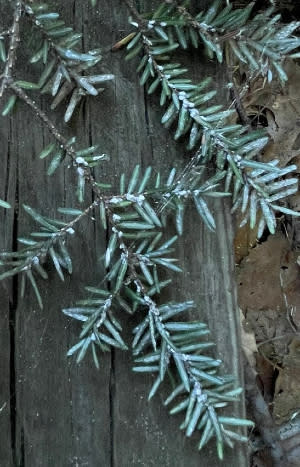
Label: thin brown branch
xmin=228 ymin=80 xmax=251 ymax=126
xmin=161 ymin=0 xmax=222 ymax=43
xmin=163 ymin=0 xmax=250 ymax=43
xmin=21 ymin=2 xmax=66 ymax=68
xmin=0 ymin=29 xmax=12 ymax=38
xmin=244 ymin=358 xmax=287 ymax=467
xmin=0 ymin=1 xmax=22 ymax=97
xmin=123 ymin=0 xmax=147 ymax=29
xmin=225 ymin=54 xmax=251 ymax=126
xmin=20 ymin=200 xmax=99 ymax=271
xmin=9 ymin=81 xmax=103 ymax=196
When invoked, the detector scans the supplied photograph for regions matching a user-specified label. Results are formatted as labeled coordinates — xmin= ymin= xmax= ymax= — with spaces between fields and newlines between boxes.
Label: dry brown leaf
xmin=240 ymin=308 xmax=258 ymax=371
xmin=242 ymin=61 xmax=300 ymax=168
xmin=234 ymin=62 xmax=300 ymax=262
xmin=237 ymin=234 xmax=290 ymax=312
xmin=234 ymin=211 xmax=257 ymax=264
xmin=274 ymin=338 xmax=300 ymax=425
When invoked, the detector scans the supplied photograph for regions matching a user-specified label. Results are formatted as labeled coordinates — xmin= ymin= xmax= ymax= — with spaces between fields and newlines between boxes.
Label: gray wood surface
xmin=0 ymin=1 xmax=248 ymax=466
xmin=0 ymin=111 xmax=15 ymax=467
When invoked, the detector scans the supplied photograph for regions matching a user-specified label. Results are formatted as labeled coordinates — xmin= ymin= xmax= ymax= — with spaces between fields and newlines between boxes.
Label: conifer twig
xmin=123 ymin=0 xmax=146 ymax=29
xmin=0 ymin=2 xmax=260 ymax=458
xmin=0 ymin=0 xmax=22 ymax=97
xmin=8 ymin=81 xmax=103 ymax=197
xmin=6 ymin=200 xmax=99 ymax=275
xmin=163 ymin=0 xmax=251 ymax=42
xmin=0 ymin=29 xmax=12 ymax=38
xmin=122 ymin=3 xmax=253 ymax=154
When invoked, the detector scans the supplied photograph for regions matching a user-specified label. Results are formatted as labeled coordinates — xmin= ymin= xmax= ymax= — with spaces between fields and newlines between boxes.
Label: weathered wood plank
xmin=6 ymin=0 xmax=111 ymax=463
xmin=10 ymin=97 xmax=111 ymax=465
xmin=106 ymin=1 xmax=248 ymax=466
xmin=0 ymin=116 xmax=16 ymax=467
xmin=0 ymin=1 xmax=248 ymax=466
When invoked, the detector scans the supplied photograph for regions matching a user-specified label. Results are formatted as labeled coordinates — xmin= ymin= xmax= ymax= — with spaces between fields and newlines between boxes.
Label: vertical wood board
xmin=0 ymin=1 xmax=248 ymax=466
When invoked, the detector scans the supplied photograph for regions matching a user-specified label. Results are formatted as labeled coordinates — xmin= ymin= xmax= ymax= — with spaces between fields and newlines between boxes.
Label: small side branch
xmin=244 ymin=359 xmax=287 ymax=467
xmin=123 ymin=0 xmax=147 ymax=29
xmin=0 ymin=29 xmax=12 ymax=39
xmin=0 ymin=1 xmax=22 ymax=97
xmin=8 ymin=81 xmax=102 ymax=197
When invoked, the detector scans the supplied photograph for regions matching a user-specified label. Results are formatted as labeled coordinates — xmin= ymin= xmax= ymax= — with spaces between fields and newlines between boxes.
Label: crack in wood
xmin=20 ymin=426 xmax=25 ymax=467
xmin=9 ymin=174 xmax=19 ymax=467
xmin=109 ymin=351 xmax=116 ymax=467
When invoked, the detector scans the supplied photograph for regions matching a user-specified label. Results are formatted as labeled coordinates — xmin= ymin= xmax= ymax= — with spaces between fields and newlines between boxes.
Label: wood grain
xmin=0 ymin=1 xmax=248 ymax=465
